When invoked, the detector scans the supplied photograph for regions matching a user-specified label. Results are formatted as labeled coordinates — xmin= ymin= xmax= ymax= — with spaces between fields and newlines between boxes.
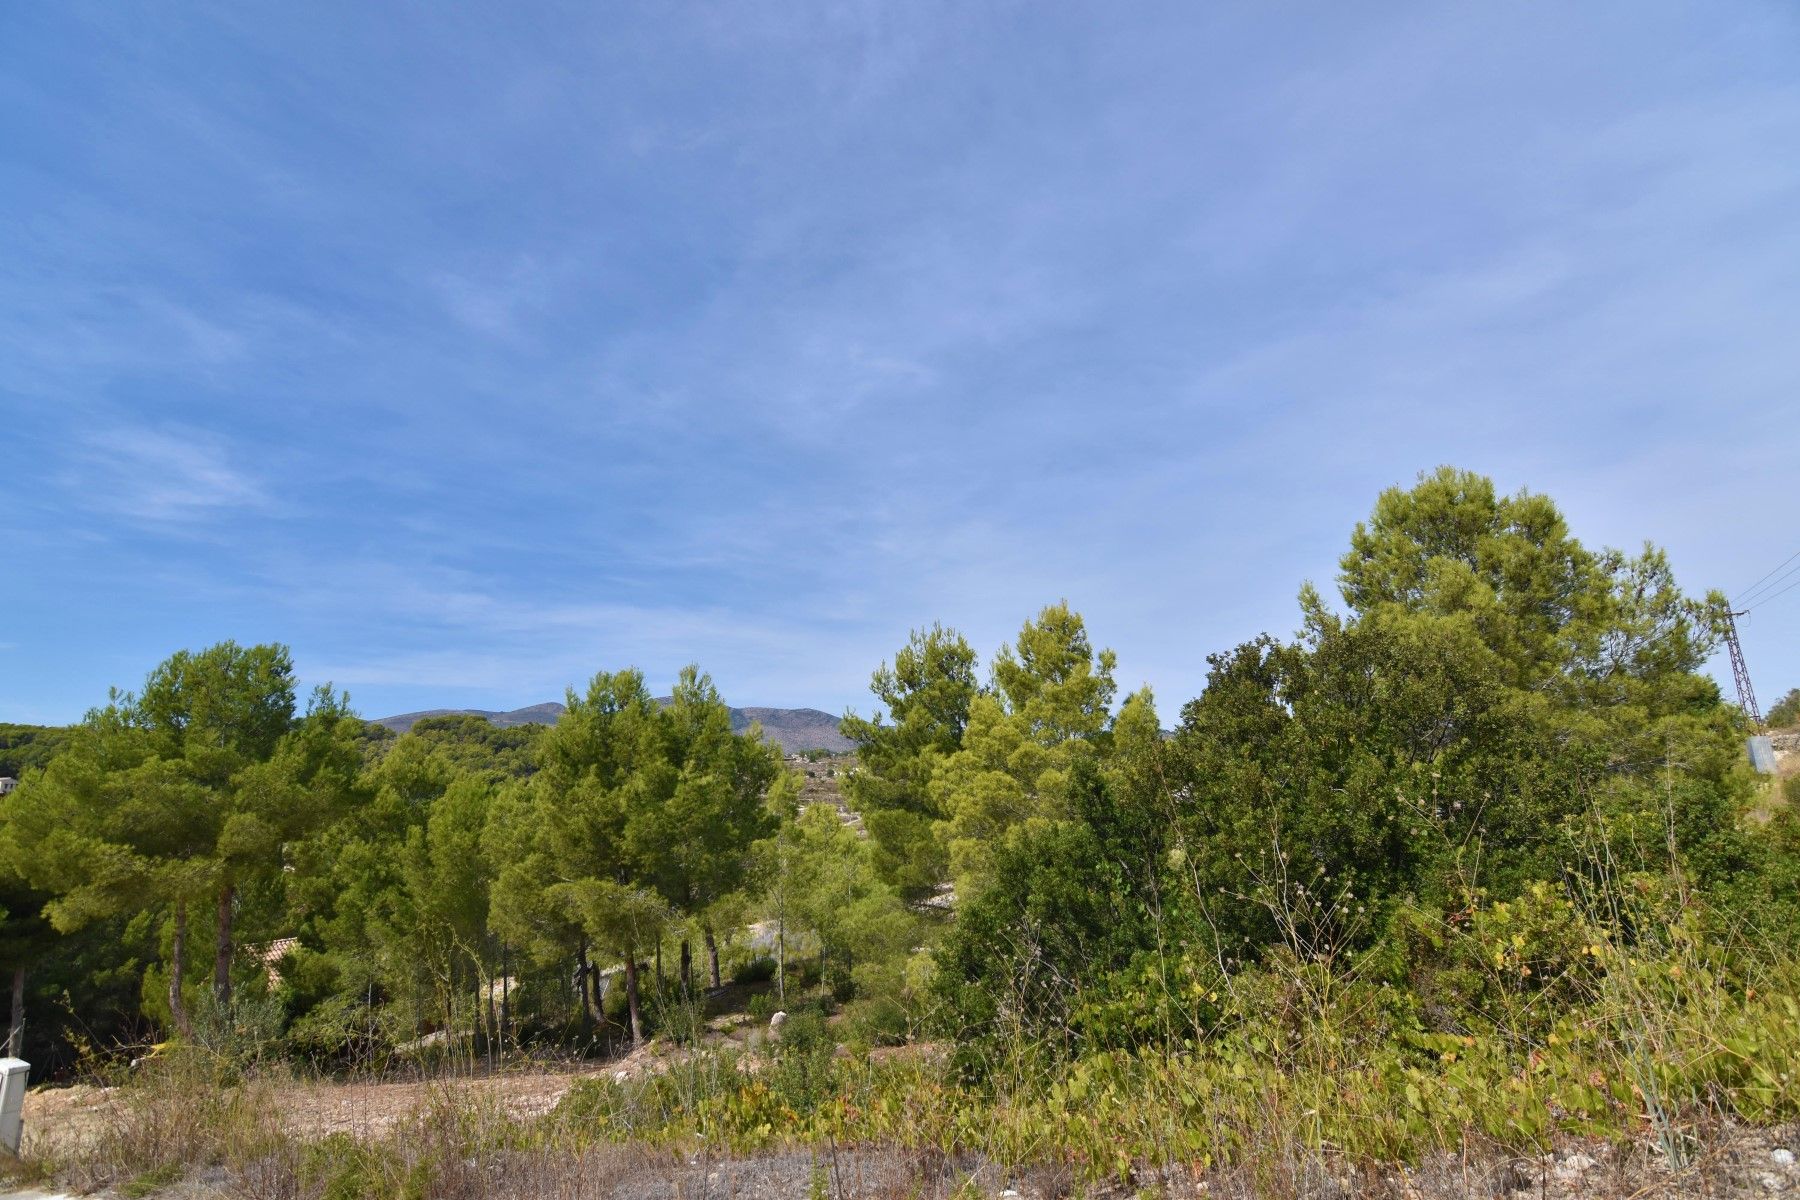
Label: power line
xmin=1740 ymin=560 xmax=1800 ymax=608
xmin=1743 ymin=573 xmax=1800 ymax=613
xmin=1736 ymin=548 xmax=1800 ymax=606
xmin=1720 ymin=549 xmax=1800 ymax=729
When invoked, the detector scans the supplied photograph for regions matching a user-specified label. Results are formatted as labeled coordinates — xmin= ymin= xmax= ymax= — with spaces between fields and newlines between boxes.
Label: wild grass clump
xmin=45 ymin=1046 xmax=289 ymax=1196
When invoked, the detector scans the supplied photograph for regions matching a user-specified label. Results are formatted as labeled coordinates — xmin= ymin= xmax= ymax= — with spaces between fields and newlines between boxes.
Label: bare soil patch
xmin=19 ymin=1061 xmax=612 ymax=1156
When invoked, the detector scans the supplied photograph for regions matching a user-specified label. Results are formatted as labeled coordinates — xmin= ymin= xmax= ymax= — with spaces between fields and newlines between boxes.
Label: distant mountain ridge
xmin=372 ymin=701 xmax=853 ymax=753
xmin=371 ymin=703 xmax=566 ymax=732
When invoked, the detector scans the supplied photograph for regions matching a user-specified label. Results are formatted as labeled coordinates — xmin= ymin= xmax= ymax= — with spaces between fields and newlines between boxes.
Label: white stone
xmin=1774 ymin=1148 xmax=1797 ymax=1167
xmin=1552 ymin=1152 xmax=1597 ymax=1181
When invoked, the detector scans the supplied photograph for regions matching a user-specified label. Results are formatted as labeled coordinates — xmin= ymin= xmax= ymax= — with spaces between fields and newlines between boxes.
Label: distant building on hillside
xmin=0 ymin=778 xmax=15 ymax=796
xmin=254 ymin=937 xmax=298 ymax=988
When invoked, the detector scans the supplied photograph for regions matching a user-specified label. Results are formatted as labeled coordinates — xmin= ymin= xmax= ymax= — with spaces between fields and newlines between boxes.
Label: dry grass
xmin=17 ymin=878 xmax=1800 ymax=1199
xmin=12 ymin=1053 xmax=1800 ymax=1199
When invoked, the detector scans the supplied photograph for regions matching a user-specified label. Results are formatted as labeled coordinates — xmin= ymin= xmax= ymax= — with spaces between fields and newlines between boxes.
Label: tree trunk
xmin=499 ymin=945 xmax=511 ymax=1056
xmin=575 ymin=939 xmax=591 ymax=1029
xmin=170 ymin=899 xmax=192 ymax=1038
xmin=705 ymin=926 xmax=721 ymax=990
xmin=776 ymin=918 xmax=786 ymax=1003
xmin=623 ymin=955 xmax=643 ymax=1046
xmin=484 ymin=971 xmax=496 ymax=1070
xmin=6 ymin=966 xmax=24 ymax=1057
xmin=214 ymin=884 xmax=235 ymax=1009
xmin=679 ymin=938 xmax=692 ymax=997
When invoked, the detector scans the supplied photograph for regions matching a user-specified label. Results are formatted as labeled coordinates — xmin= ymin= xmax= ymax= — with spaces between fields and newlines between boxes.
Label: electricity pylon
xmin=1724 ymin=608 xmax=1763 ymax=727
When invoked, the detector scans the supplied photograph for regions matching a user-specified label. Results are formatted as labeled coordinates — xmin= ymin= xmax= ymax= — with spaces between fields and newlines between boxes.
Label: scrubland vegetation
xmin=5 ymin=466 xmax=1800 ymax=1197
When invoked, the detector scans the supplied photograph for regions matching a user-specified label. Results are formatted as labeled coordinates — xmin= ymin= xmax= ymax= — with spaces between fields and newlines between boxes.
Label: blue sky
xmin=3 ymin=2 xmax=1798 ymax=726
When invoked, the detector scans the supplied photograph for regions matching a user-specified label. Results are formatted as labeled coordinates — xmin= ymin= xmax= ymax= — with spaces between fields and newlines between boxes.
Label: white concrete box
xmin=1750 ymin=735 xmax=1778 ymax=775
xmin=0 ymin=1056 xmax=28 ymax=1154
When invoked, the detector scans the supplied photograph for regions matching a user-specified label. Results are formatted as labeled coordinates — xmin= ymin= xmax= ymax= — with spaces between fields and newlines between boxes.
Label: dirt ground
xmin=19 ymin=1057 xmax=620 ymax=1154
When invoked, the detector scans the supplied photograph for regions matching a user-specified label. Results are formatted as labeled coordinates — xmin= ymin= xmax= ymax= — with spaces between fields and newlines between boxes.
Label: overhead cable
xmin=1743 ymin=572 xmax=1800 ymax=612
xmin=1736 ymin=548 xmax=1800 ymax=607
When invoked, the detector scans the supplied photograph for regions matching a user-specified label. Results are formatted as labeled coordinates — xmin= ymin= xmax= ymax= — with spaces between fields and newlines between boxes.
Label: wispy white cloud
xmin=6 ymin=1 xmax=1800 ymax=726
xmin=300 ymin=588 xmax=889 ymax=711
xmin=68 ymin=426 xmax=272 ymax=524
xmin=426 ymin=254 xmax=559 ymax=341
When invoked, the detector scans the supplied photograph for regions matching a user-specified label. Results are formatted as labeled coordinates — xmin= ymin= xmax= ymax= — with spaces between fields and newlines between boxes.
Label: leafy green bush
xmin=845 ymin=994 xmax=909 ymax=1047
xmin=776 ymin=1009 xmax=830 ymax=1053
xmin=733 ymin=955 xmax=777 ymax=985
xmin=648 ymin=994 xmax=707 ymax=1045
xmin=1387 ymin=884 xmax=1606 ymax=1041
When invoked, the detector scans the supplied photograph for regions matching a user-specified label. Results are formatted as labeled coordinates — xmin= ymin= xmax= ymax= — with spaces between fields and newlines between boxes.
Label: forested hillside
xmin=5 ymin=468 xmax=1799 ymax=1195
xmin=375 ymin=701 xmax=855 ymax=753
xmin=0 ymin=723 xmax=71 ymax=780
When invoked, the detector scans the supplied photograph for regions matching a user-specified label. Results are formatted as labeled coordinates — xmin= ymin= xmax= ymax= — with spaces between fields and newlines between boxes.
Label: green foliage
xmin=380 ymin=713 xmax=543 ymax=778
xmin=933 ymin=468 xmax=1759 ymax=1069
xmin=5 ymin=462 xmax=1788 ymax=1196
xmin=489 ymin=664 xmax=785 ymax=1043
xmin=931 ymin=603 xmax=1118 ymax=895
xmin=33 ymin=919 xmax=1800 ymax=1194
xmin=933 ymin=757 xmax=1172 ymax=1057
xmin=990 ymin=600 xmax=1118 ymax=741
xmin=733 ymin=955 xmax=776 ymax=984
xmin=776 ymin=804 xmax=918 ymax=1005
xmin=840 ymin=623 xmax=977 ymax=898
xmin=535 ymin=911 xmax=1800 ymax=1180
xmin=0 ymin=722 xmax=72 ymax=780
xmin=1337 ymin=466 xmax=1606 ymax=686
xmin=1769 ymin=688 xmax=1800 ymax=730
xmin=645 ymin=667 xmax=781 ymax=936
xmin=0 ymin=643 xmax=363 ymax=1043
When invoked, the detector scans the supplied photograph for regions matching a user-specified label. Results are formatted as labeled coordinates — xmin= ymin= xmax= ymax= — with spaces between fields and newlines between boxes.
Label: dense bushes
xmin=1 ymin=464 xmax=1790 ymax=1180
xmin=920 ymin=468 xmax=1780 ymax=1072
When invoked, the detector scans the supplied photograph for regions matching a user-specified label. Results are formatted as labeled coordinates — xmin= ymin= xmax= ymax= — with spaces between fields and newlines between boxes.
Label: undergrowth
xmin=17 ymin=910 xmax=1800 ymax=1198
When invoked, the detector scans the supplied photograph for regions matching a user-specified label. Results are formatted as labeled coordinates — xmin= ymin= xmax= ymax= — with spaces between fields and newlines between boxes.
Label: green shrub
xmin=776 ymin=1009 xmax=831 ymax=1053
xmin=733 ymin=955 xmax=777 ymax=985
xmin=602 ymin=976 xmax=630 ymax=1023
xmin=846 ymin=995 xmax=909 ymax=1047
xmin=650 ymin=995 xmax=707 ymax=1045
